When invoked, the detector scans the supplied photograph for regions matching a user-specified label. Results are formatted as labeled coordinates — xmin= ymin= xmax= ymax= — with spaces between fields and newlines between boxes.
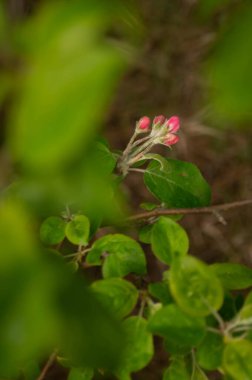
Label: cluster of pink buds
xmin=136 ymin=115 xmax=180 ymax=146
xmin=119 ymin=114 xmax=181 ymax=175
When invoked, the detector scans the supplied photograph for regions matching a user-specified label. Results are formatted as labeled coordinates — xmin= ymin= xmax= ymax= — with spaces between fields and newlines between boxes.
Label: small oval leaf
xmin=151 ymin=217 xmax=189 ymax=264
xmin=223 ymin=340 xmax=252 ymax=380
xmin=65 ymin=215 xmax=90 ymax=245
xmin=91 ymin=278 xmax=138 ymax=319
xmin=196 ymin=331 xmax=224 ymax=370
xmin=148 ymin=304 xmax=206 ymax=354
xmin=40 ymin=216 xmax=65 ymax=245
xmin=210 ymin=263 xmax=252 ymax=290
xmin=86 ymin=234 xmax=146 ymax=278
xmin=116 ymin=316 xmax=154 ymax=377
xmin=163 ymin=356 xmax=190 ymax=380
xmin=170 ymin=256 xmax=224 ymax=317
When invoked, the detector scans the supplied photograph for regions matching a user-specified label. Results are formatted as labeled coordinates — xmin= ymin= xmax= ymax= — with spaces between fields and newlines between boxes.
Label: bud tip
xmin=137 ymin=116 xmax=151 ymax=131
xmin=166 ymin=116 xmax=180 ymax=133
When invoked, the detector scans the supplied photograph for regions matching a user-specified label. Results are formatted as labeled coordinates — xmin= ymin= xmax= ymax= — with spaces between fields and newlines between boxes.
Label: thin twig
xmin=36 ymin=351 xmax=57 ymax=380
xmin=127 ymin=199 xmax=252 ymax=223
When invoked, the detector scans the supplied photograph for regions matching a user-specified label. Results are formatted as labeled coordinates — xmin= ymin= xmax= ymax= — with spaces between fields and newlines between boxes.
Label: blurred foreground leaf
xmin=0 ymin=201 xmax=126 ymax=377
xmin=207 ymin=4 xmax=252 ymax=123
xmin=68 ymin=367 xmax=94 ymax=380
xmin=9 ymin=0 xmax=127 ymax=173
xmin=40 ymin=216 xmax=66 ymax=245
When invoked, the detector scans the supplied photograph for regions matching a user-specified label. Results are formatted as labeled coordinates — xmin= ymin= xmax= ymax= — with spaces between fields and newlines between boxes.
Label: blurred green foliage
xmin=0 ymin=0 xmax=135 ymax=377
xmin=201 ymin=1 xmax=252 ymax=125
xmin=2 ymin=0 xmax=132 ymax=222
xmin=197 ymin=0 xmax=231 ymax=19
xmin=9 ymin=1 xmax=125 ymax=173
xmin=0 ymin=201 xmax=126 ymax=377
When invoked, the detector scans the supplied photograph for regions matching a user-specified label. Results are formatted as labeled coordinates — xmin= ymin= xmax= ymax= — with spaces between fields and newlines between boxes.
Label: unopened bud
xmin=137 ymin=116 xmax=151 ymax=132
xmin=163 ymin=134 xmax=179 ymax=146
xmin=153 ymin=115 xmax=166 ymax=125
xmin=165 ymin=116 xmax=180 ymax=133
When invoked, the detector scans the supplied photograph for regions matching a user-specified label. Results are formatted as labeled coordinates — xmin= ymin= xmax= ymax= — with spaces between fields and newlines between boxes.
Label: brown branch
xmin=36 ymin=351 xmax=57 ymax=380
xmin=127 ymin=199 xmax=252 ymax=223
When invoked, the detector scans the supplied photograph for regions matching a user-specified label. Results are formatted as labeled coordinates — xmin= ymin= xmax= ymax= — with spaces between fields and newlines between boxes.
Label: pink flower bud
xmin=163 ymin=134 xmax=179 ymax=146
xmin=153 ymin=115 xmax=166 ymax=125
xmin=137 ymin=116 xmax=151 ymax=131
xmin=166 ymin=116 xmax=180 ymax=133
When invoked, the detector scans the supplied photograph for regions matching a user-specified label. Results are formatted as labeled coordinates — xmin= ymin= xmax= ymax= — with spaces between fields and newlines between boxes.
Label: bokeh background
xmin=0 ymin=0 xmax=252 ymax=379
xmin=105 ymin=0 xmax=252 ymax=267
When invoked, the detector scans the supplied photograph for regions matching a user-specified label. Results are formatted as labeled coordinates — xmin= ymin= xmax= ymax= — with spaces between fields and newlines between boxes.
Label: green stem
xmin=122 ymin=130 xmax=138 ymax=157
xmin=131 ymin=135 xmax=150 ymax=148
xmin=129 ymin=135 xmax=156 ymax=158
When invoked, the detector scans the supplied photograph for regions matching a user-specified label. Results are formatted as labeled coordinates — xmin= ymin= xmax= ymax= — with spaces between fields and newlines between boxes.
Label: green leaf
xmin=0 ymin=202 xmax=125 ymax=375
xmin=197 ymin=0 xmax=230 ymax=19
xmin=9 ymin=1 xmax=126 ymax=173
xmin=244 ymin=290 xmax=252 ymax=307
xmin=196 ymin=331 xmax=224 ymax=370
xmin=142 ymin=153 xmax=167 ymax=170
xmin=192 ymin=367 xmax=208 ymax=380
xmin=210 ymin=263 xmax=252 ymax=290
xmin=91 ymin=278 xmax=138 ymax=319
xmin=67 ymin=261 xmax=79 ymax=273
xmin=58 ymin=270 xmax=125 ymax=370
xmin=236 ymin=303 xmax=252 ymax=325
xmin=57 ymin=356 xmax=71 ymax=369
xmin=117 ymin=373 xmax=132 ymax=380
xmin=148 ymin=304 xmax=206 ymax=355
xmin=148 ymin=281 xmax=173 ymax=305
xmin=223 ymin=340 xmax=252 ymax=380
xmin=151 ymin=217 xmax=189 ymax=264
xmin=21 ymin=361 xmax=40 ymax=380
xmin=40 ymin=216 xmax=66 ymax=245
xmin=116 ymin=316 xmax=154 ymax=377
xmin=68 ymin=368 xmax=94 ymax=380
xmin=65 ymin=215 xmax=90 ymax=246
xmin=0 ymin=202 xmax=57 ymax=376
xmin=169 ymin=256 xmax=224 ymax=317
xmin=138 ymin=224 xmax=153 ymax=244
xmin=86 ymin=234 xmax=146 ymax=278
xmin=163 ymin=356 xmax=190 ymax=380
xmin=91 ymin=141 xmax=117 ymax=175
xmin=219 ymin=291 xmax=237 ymax=321
xmin=144 ymin=158 xmax=211 ymax=208
xmin=207 ymin=5 xmax=252 ymax=123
